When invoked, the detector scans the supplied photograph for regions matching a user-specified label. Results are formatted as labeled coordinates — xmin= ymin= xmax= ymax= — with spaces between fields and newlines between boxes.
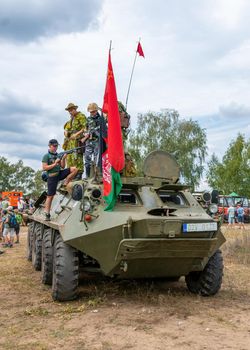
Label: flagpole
xmin=125 ymin=38 xmax=141 ymax=111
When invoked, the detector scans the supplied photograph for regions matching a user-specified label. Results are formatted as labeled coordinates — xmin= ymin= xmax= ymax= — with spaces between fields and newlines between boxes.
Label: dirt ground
xmin=1 ymin=226 xmax=250 ymax=350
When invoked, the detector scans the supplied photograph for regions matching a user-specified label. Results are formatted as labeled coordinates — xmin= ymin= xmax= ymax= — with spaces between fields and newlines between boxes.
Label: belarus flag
xmin=102 ymin=52 xmax=125 ymax=211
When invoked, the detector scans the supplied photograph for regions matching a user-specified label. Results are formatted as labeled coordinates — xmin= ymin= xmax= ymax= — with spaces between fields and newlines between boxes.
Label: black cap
xmin=48 ymin=139 xmax=59 ymax=145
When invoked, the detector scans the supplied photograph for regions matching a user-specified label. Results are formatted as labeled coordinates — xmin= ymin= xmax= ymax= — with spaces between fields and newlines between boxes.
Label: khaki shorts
xmin=3 ymin=227 xmax=15 ymax=237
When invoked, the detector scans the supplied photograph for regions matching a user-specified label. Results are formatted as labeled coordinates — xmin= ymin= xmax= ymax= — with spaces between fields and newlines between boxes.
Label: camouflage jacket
xmin=63 ymin=112 xmax=87 ymax=150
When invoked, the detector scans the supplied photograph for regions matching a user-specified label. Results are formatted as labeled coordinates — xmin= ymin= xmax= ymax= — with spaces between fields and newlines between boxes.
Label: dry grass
xmin=1 ymin=226 xmax=250 ymax=350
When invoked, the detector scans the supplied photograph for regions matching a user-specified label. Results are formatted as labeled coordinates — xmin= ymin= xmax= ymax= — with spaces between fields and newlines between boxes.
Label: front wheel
xmin=41 ymin=227 xmax=53 ymax=285
xmin=27 ymin=221 xmax=34 ymax=261
xmin=52 ymin=233 xmax=79 ymax=301
xmin=32 ymin=223 xmax=42 ymax=271
xmin=185 ymin=250 xmax=223 ymax=296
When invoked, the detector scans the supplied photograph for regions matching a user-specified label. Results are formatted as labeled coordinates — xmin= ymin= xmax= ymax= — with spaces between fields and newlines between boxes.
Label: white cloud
xmin=0 ymin=0 xmax=250 ymax=179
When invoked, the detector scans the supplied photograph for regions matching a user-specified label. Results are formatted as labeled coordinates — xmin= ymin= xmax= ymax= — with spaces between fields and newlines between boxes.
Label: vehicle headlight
xmin=209 ymin=203 xmax=218 ymax=214
xmin=84 ymin=199 xmax=91 ymax=212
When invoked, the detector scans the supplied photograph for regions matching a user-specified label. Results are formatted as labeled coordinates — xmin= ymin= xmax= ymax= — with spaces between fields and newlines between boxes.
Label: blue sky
xmin=0 ymin=0 xmax=249 ymax=185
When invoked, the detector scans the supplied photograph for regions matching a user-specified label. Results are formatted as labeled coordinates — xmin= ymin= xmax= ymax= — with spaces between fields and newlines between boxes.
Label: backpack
xmin=9 ymin=213 xmax=17 ymax=228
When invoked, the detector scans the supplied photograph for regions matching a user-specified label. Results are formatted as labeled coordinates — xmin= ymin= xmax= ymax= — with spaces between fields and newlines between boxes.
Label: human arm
xmin=59 ymin=153 xmax=67 ymax=168
xmin=69 ymin=113 xmax=87 ymax=140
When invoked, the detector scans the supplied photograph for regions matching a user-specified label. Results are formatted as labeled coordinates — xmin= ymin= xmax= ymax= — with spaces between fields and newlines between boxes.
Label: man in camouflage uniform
xmin=118 ymin=101 xmax=137 ymax=177
xmin=81 ymin=103 xmax=106 ymax=179
xmin=63 ymin=103 xmax=87 ymax=178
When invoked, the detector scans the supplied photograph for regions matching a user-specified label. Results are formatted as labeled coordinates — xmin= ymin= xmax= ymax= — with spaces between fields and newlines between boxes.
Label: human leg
xmin=9 ymin=228 xmax=15 ymax=247
xmin=44 ymin=176 xmax=60 ymax=219
xmin=44 ymin=195 xmax=54 ymax=220
xmin=2 ymin=227 xmax=10 ymax=246
xmin=84 ymin=143 xmax=93 ymax=178
xmin=15 ymin=223 xmax=20 ymax=243
xmin=64 ymin=167 xmax=78 ymax=186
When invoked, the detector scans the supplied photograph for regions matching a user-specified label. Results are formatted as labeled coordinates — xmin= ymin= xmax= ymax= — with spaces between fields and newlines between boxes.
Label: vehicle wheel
xmin=41 ymin=227 xmax=53 ymax=285
xmin=185 ymin=250 xmax=223 ymax=296
xmin=52 ymin=233 xmax=79 ymax=301
xmin=27 ymin=221 xmax=34 ymax=261
xmin=32 ymin=223 xmax=42 ymax=271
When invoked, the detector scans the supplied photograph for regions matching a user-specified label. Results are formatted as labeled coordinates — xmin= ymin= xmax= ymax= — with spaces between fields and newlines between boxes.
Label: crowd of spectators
xmin=0 ymin=196 xmax=35 ymax=252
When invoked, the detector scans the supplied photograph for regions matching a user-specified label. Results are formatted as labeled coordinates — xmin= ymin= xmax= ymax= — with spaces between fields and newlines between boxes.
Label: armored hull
xmin=28 ymin=151 xmax=225 ymax=301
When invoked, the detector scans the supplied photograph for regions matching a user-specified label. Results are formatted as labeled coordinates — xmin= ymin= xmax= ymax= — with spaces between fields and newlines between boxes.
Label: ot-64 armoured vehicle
xmin=27 ymin=151 xmax=225 ymax=301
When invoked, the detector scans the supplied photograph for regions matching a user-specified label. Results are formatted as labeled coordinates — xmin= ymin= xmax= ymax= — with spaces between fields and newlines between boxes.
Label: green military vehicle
xmin=27 ymin=151 xmax=225 ymax=301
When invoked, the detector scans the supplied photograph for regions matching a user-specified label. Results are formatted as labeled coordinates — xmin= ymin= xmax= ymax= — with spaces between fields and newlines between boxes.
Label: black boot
xmin=74 ymin=172 xmax=82 ymax=180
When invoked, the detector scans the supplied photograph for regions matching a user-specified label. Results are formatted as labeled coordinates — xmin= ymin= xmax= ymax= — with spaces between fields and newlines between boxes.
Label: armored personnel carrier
xmin=27 ymin=151 xmax=225 ymax=301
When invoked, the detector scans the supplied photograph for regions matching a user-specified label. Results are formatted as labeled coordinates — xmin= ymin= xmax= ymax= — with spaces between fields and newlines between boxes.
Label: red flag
xmin=102 ymin=52 xmax=125 ymax=211
xmin=137 ymin=42 xmax=145 ymax=57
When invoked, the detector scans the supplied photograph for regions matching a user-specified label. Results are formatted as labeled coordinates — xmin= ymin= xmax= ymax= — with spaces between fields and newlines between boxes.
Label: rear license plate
xmin=183 ymin=222 xmax=217 ymax=232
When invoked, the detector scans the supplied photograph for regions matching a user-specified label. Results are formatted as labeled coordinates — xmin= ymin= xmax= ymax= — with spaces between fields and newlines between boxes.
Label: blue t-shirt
xmin=237 ymin=207 xmax=244 ymax=216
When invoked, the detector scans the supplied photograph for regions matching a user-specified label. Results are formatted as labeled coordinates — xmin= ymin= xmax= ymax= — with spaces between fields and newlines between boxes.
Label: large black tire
xmin=52 ymin=233 xmax=79 ymax=301
xmin=32 ymin=223 xmax=42 ymax=271
xmin=185 ymin=250 xmax=223 ymax=296
xmin=27 ymin=221 xmax=34 ymax=261
xmin=41 ymin=227 xmax=53 ymax=285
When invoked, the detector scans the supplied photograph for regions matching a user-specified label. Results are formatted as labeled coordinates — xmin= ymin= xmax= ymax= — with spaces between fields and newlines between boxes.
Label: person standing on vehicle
xmin=81 ymin=103 xmax=107 ymax=179
xmin=42 ymin=139 xmax=78 ymax=221
xmin=63 ymin=103 xmax=87 ymax=179
xmin=236 ymin=204 xmax=245 ymax=229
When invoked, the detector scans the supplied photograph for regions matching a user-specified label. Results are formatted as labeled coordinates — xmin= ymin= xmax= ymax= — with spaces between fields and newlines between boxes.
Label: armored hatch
xmin=143 ymin=150 xmax=180 ymax=182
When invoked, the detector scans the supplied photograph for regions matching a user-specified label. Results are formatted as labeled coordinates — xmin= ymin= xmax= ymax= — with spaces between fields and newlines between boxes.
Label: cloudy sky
xmin=1 ymin=0 xmax=250 ymax=180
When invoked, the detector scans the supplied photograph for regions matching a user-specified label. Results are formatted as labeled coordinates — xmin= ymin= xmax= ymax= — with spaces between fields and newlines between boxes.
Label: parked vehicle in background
xmin=218 ymin=195 xmax=250 ymax=223
xmin=1 ymin=191 xmax=23 ymax=209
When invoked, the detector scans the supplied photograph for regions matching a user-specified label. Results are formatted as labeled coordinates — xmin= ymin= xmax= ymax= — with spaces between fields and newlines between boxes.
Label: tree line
xmin=127 ymin=109 xmax=250 ymax=197
xmin=0 ymin=158 xmax=46 ymax=198
xmin=0 ymin=109 xmax=249 ymax=197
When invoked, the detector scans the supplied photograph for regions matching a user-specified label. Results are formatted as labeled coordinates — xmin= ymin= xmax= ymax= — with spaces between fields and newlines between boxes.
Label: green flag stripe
xmin=103 ymin=167 xmax=122 ymax=211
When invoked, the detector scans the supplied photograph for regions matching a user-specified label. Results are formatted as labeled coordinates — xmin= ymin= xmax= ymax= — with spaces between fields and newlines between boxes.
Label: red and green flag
xmin=102 ymin=52 xmax=125 ymax=211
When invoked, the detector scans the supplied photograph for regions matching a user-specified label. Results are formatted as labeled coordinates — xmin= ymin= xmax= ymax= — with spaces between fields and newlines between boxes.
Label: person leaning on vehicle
xmin=42 ymin=139 xmax=78 ymax=221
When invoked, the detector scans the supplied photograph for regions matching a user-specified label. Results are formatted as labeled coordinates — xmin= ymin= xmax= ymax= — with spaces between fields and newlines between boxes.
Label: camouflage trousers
xmin=66 ymin=152 xmax=84 ymax=172
xmin=84 ymin=141 xmax=99 ymax=177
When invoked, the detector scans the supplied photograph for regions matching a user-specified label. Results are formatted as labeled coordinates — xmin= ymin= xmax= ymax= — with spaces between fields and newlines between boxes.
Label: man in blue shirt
xmin=236 ymin=204 xmax=245 ymax=229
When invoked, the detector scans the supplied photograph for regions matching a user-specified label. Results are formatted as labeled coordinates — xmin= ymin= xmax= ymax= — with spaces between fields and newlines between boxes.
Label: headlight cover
xmin=84 ymin=199 xmax=91 ymax=212
xmin=209 ymin=203 xmax=218 ymax=214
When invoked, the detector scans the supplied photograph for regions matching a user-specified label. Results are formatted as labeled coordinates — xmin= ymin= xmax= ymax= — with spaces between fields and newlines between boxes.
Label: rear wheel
xmin=185 ymin=250 xmax=223 ymax=296
xmin=32 ymin=223 xmax=42 ymax=271
xmin=27 ymin=221 xmax=34 ymax=261
xmin=52 ymin=233 xmax=79 ymax=301
xmin=41 ymin=227 xmax=53 ymax=285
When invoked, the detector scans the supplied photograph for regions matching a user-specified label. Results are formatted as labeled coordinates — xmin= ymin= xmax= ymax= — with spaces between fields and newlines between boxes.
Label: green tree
xmin=206 ymin=134 xmax=250 ymax=197
xmin=128 ymin=109 xmax=207 ymax=189
xmin=0 ymin=157 xmax=44 ymax=196
xmin=31 ymin=170 xmax=47 ymax=198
